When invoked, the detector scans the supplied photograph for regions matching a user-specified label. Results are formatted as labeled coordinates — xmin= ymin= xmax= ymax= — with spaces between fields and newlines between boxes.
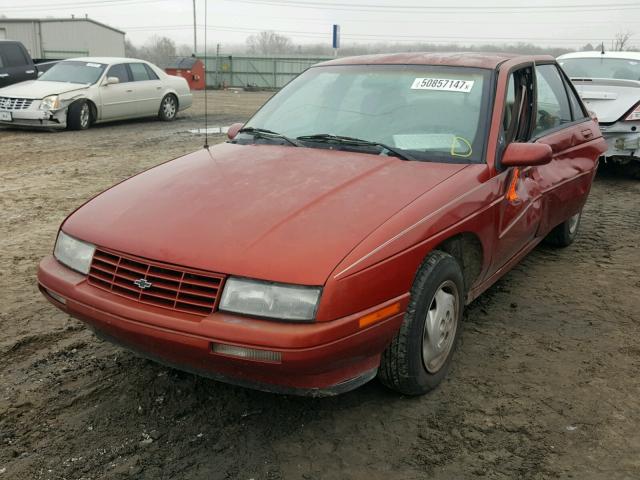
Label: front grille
xmin=88 ymin=249 xmax=225 ymax=317
xmin=0 ymin=97 xmax=33 ymax=110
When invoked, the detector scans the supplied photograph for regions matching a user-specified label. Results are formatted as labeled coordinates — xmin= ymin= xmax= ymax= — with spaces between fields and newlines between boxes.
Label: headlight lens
xmin=40 ymin=95 xmax=61 ymax=110
xmin=53 ymin=231 xmax=95 ymax=275
xmin=219 ymin=277 xmax=321 ymax=321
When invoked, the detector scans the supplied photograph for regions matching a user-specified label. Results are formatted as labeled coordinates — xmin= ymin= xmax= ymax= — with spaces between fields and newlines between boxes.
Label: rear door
xmin=127 ymin=62 xmax=163 ymax=114
xmin=530 ymin=63 xmax=601 ymax=236
xmin=0 ymin=42 xmax=36 ymax=87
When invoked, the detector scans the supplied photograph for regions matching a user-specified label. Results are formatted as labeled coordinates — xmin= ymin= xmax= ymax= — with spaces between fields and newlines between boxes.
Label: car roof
xmin=558 ymin=51 xmax=640 ymax=61
xmin=62 ymin=57 xmax=152 ymax=65
xmin=316 ymin=52 xmax=556 ymax=69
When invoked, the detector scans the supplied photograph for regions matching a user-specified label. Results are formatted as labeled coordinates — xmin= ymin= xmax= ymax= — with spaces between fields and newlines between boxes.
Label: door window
xmin=562 ymin=75 xmax=587 ymax=120
xmin=144 ymin=64 xmax=160 ymax=80
xmin=502 ymin=67 xmax=535 ymax=144
xmin=106 ymin=64 xmax=130 ymax=83
xmin=533 ymin=64 xmax=572 ymax=136
xmin=129 ymin=63 xmax=153 ymax=81
xmin=2 ymin=43 xmax=27 ymax=67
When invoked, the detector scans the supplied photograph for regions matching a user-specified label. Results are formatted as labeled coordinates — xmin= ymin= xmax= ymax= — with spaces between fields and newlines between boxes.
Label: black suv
xmin=0 ymin=40 xmax=38 ymax=87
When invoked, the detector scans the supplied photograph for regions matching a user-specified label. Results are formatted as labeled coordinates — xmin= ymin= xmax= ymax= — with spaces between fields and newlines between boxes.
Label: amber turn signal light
xmin=359 ymin=302 xmax=402 ymax=329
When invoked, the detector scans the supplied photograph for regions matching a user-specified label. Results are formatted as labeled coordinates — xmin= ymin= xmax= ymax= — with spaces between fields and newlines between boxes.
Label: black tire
xmin=67 ymin=100 xmax=91 ymax=130
xmin=158 ymin=94 xmax=178 ymax=121
xmin=379 ymin=250 xmax=464 ymax=395
xmin=545 ymin=210 xmax=582 ymax=247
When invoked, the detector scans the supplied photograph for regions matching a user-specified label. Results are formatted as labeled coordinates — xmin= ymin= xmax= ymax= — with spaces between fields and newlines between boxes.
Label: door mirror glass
xmin=104 ymin=76 xmax=120 ymax=86
xmin=502 ymin=142 xmax=552 ymax=167
xmin=227 ymin=122 xmax=244 ymax=140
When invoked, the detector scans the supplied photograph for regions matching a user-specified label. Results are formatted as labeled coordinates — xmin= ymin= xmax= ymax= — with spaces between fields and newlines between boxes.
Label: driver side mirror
xmin=103 ymin=76 xmax=120 ymax=86
xmin=501 ymin=142 xmax=552 ymax=168
xmin=227 ymin=122 xmax=244 ymax=140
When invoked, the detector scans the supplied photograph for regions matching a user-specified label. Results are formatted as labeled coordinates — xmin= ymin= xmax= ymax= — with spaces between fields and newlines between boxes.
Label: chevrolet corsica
xmin=0 ymin=57 xmax=192 ymax=130
xmin=38 ymin=53 xmax=607 ymax=396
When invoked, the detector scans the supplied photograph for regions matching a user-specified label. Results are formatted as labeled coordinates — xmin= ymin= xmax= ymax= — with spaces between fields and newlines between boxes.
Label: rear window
xmin=559 ymin=57 xmax=640 ymax=81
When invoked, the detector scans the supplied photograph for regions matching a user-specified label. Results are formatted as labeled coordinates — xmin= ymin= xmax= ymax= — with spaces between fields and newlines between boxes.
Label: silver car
xmin=0 ymin=57 xmax=193 ymax=130
xmin=557 ymin=51 xmax=640 ymax=170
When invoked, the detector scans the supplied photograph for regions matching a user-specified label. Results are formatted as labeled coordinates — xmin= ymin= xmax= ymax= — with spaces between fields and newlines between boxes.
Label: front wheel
xmin=159 ymin=94 xmax=178 ymax=121
xmin=379 ymin=250 xmax=464 ymax=395
xmin=545 ymin=210 xmax=582 ymax=247
xmin=67 ymin=100 xmax=91 ymax=130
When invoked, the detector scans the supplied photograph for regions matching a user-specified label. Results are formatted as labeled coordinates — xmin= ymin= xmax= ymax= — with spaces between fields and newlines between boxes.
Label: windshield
xmin=38 ymin=61 xmax=107 ymax=84
xmin=243 ymin=65 xmax=493 ymax=163
xmin=559 ymin=57 xmax=640 ymax=81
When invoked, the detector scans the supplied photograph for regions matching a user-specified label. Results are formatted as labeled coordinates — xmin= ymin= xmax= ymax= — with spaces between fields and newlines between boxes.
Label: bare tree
xmin=140 ymin=36 xmax=177 ymax=67
xmin=246 ymin=31 xmax=293 ymax=55
xmin=124 ymin=38 xmax=139 ymax=58
xmin=613 ymin=32 xmax=633 ymax=51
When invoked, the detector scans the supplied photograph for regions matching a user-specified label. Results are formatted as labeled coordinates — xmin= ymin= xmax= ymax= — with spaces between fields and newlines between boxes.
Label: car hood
xmin=0 ymin=80 xmax=87 ymax=99
xmin=572 ymin=78 xmax=640 ymax=123
xmin=63 ymin=143 xmax=469 ymax=285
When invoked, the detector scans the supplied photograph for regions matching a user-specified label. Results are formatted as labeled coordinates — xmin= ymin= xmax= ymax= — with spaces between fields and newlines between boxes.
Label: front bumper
xmin=599 ymin=122 xmax=640 ymax=159
xmin=0 ymin=107 xmax=67 ymax=129
xmin=37 ymin=256 xmax=407 ymax=396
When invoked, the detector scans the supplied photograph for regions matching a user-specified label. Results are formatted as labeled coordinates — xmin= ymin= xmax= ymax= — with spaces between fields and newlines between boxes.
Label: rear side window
xmin=144 ymin=63 xmax=159 ymax=80
xmin=562 ymin=75 xmax=587 ymax=120
xmin=107 ymin=64 xmax=130 ymax=83
xmin=1 ymin=43 xmax=27 ymax=67
xmin=533 ymin=64 xmax=572 ymax=137
xmin=129 ymin=63 xmax=153 ymax=81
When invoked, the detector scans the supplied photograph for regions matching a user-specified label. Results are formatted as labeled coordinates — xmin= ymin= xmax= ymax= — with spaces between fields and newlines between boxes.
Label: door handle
xmin=126 ymin=89 xmax=133 ymax=93
xmin=156 ymin=86 xmax=162 ymax=90
xmin=26 ymin=70 xmax=35 ymax=74
xmin=581 ymin=129 xmax=593 ymax=139
xmin=0 ymin=73 xmax=9 ymax=78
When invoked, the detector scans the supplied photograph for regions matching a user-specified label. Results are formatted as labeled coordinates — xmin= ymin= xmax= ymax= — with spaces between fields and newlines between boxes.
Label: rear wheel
xmin=67 ymin=100 xmax=91 ymax=130
xmin=379 ymin=250 xmax=464 ymax=395
xmin=159 ymin=94 xmax=178 ymax=121
xmin=545 ymin=210 xmax=582 ymax=247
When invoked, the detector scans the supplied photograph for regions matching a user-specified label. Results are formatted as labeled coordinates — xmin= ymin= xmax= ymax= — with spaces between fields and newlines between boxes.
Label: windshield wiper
xmin=296 ymin=133 xmax=414 ymax=161
xmin=238 ymin=127 xmax=301 ymax=147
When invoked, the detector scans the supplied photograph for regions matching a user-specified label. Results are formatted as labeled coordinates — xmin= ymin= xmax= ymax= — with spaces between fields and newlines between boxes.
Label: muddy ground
xmin=1 ymin=91 xmax=639 ymax=480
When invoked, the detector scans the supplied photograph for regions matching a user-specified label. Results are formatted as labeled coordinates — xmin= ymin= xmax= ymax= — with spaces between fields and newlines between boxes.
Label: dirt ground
xmin=1 ymin=91 xmax=639 ymax=480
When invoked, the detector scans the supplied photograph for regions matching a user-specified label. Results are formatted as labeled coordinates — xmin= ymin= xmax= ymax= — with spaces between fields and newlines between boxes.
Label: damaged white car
xmin=0 ymin=57 xmax=192 ymax=130
xmin=558 ymin=51 xmax=640 ymax=173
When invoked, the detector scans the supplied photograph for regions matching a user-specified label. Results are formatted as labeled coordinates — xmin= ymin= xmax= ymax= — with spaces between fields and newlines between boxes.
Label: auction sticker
xmin=411 ymin=78 xmax=474 ymax=92
xmin=86 ymin=62 xmax=102 ymax=68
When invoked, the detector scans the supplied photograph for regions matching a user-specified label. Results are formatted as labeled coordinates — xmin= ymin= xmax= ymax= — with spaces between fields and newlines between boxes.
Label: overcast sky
xmin=1 ymin=0 xmax=639 ymax=50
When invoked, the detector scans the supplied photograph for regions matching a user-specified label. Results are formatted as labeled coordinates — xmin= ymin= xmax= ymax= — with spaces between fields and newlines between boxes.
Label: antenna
xmin=204 ymin=0 xmax=209 ymax=149
xmin=600 ymin=42 xmax=605 ymax=55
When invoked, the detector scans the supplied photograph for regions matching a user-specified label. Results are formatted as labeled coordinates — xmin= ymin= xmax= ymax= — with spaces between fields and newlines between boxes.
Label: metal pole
xmin=192 ymin=0 xmax=197 ymax=56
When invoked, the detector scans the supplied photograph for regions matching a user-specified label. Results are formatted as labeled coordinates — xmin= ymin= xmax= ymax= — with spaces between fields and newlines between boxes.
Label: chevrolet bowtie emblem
xmin=133 ymin=278 xmax=153 ymax=290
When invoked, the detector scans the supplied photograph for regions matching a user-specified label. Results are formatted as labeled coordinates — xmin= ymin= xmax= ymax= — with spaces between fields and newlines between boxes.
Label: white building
xmin=0 ymin=17 xmax=125 ymax=59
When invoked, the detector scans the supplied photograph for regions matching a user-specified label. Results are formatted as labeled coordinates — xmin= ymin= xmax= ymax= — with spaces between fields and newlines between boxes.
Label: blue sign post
xmin=332 ymin=24 xmax=340 ymax=57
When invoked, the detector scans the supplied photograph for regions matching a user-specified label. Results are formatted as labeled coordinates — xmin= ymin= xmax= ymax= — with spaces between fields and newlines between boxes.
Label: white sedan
xmin=557 ymin=51 xmax=640 ymax=165
xmin=0 ymin=57 xmax=193 ymax=130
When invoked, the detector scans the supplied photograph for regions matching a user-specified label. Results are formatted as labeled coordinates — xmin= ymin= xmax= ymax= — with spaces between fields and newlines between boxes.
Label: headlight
xmin=40 ymin=95 xmax=61 ymax=110
xmin=54 ymin=231 xmax=95 ymax=275
xmin=219 ymin=277 xmax=321 ymax=321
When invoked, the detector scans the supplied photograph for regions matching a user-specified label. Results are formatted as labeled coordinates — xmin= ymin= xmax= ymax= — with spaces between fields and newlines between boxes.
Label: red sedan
xmin=38 ymin=53 xmax=607 ymax=396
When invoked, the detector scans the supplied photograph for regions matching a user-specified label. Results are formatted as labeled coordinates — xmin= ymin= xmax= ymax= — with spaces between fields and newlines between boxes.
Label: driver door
xmin=492 ymin=65 xmax=545 ymax=270
xmin=100 ymin=63 xmax=137 ymax=120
